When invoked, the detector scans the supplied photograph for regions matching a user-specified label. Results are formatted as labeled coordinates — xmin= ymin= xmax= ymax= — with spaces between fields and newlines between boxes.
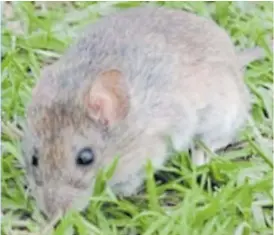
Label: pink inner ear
xmin=90 ymin=99 xmax=101 ymax=113
xmin=87 ymin=96 xmax=103 ymax=122
xmin=85 ymin=69 xmax=129 ymax=126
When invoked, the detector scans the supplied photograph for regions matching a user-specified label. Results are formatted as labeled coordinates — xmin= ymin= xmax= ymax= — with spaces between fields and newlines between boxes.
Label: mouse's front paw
xmin=191 ymin=149 xmax=210 ymax=166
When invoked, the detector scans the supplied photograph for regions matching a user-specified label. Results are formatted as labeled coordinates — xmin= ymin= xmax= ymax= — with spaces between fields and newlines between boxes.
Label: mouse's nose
xmin=42 ymin=186 xmax=75 ymax=218
xmin=40 ymin=185 xmax=91 ymax=218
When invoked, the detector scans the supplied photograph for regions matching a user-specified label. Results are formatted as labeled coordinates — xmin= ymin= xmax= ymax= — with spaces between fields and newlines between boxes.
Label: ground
xmin=1 ymin=1 xmax=273 ymax=235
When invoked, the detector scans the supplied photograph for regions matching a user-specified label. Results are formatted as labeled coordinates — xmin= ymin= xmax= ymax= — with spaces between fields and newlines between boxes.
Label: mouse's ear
xmin=85 ymin=69 xmax=129 ymax=127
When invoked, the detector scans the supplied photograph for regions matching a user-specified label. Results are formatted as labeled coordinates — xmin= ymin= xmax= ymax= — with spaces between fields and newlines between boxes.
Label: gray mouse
xmin=21 ymin=6 xmax=267 ymax=218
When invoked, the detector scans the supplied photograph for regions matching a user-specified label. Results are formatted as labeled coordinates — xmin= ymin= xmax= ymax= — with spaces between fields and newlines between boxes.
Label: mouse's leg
xmin=191 ymin=123 xmax=244 ymax=166
xmin=108 ymin=134 xmax=170 ymax=196
xmin=191 ymin=138 xmax=232 ymax=166
xmin=171 ymin=115 xmax=197 ymax=153
xmin=191 ymin=112 xmax=247 ymax=166
xmin=191 ymin=146 xmax=209 ymax=166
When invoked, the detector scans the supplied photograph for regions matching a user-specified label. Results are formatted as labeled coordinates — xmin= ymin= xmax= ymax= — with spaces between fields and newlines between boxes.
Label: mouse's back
xmin=69 ymin=6 xmax=237 ymax=66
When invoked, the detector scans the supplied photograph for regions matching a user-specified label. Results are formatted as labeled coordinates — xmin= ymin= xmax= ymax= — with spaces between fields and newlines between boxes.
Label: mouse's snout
xmin=42 ymin=185 xmax=75 ymax=217
xmin=38 ymin=184 xmax=90 ymax=218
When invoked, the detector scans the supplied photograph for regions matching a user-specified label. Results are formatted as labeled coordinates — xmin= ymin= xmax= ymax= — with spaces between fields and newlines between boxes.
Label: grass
xmin=1 ymin=1 xmax=273 ymax=235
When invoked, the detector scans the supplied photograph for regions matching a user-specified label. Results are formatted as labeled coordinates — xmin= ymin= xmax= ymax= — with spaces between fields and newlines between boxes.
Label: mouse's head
xmin=22 ymin=67 xmax=130 ymax=217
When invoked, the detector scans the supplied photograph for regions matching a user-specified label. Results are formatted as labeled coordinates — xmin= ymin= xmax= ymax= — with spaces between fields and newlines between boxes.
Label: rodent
xmin=21 ymin=6 xmax=268 ymax=218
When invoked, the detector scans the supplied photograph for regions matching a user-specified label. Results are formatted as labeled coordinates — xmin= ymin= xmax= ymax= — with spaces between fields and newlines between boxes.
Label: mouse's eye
xmin=76 ymin=148 xmax=95 ymax=166
xmin=32 ymin=155 xmax=38 ymax=167
xmin=31 ymin=149 xmax=39 ymax=167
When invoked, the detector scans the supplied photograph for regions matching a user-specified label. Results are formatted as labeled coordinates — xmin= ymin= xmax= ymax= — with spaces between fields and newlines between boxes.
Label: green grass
xmin=1 ymin=1 xmax=273 ymax=235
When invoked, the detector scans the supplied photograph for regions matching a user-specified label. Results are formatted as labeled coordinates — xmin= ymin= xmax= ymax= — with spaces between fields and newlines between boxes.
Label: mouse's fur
xmin=21 ymin=6 xmax=266 ymax=217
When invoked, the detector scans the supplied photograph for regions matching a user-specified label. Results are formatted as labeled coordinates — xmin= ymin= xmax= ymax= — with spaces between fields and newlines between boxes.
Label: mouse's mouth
xmin=51 ymin=187 xmax=93 ymax=218
xmin=38 ymin=209 xmax=63 ymax=233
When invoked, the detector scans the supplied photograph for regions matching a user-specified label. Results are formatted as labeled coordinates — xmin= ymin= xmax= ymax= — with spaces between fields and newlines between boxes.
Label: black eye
xmin=31 ymin=148 xmax=39 ymax=167
xmin=32 ymin=154 xmax=38 ymax=167
xmin=76 ymin=148 xmax=95 ymax=166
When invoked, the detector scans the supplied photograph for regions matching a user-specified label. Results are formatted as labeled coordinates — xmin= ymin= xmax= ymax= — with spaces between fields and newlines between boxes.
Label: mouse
xmin=20 ymin=6 xmax=268 ymax=218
